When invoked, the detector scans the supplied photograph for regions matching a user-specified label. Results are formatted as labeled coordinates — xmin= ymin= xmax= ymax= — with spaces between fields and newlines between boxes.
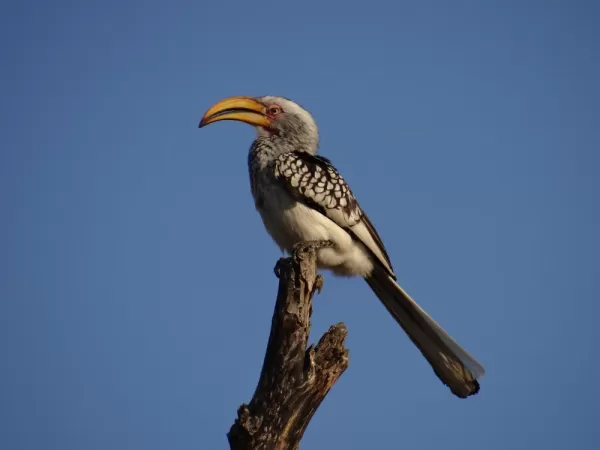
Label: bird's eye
xmin=267 ymin=105 xmax=282 ymax=116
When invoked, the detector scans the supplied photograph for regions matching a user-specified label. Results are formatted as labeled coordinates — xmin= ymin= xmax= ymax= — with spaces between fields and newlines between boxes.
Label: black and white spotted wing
xmin=273 ymin=152 xmax=395 ymax=277
xmin=274 ymin=152 xmax=361 ymax=222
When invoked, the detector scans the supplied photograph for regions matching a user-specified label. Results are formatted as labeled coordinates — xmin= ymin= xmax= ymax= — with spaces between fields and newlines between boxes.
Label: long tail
xmin=365 ymin=266 xmax=485 ymax=398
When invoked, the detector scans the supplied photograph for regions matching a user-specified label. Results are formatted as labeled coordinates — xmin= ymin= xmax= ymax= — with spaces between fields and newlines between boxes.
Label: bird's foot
xmin=274 ymin=255 xmax=324 ymax=295
xmin=292 ymin=240 xmax=333 ymax=258
xmin=292 ymin=241 xmax=330 ymax=296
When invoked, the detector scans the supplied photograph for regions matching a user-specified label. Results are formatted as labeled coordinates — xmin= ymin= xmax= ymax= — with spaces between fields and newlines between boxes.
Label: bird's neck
xmin=249 ymin=135 xmax=318 ymax=167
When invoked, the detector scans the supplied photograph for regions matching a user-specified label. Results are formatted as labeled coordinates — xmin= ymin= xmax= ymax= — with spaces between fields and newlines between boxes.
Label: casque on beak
xmin=199 ymin=96 xmax=272 ymax=129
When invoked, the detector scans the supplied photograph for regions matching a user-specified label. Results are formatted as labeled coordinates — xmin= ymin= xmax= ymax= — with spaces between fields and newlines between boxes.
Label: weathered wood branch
xmin=227 ymin=244 xmax=349 ymax=450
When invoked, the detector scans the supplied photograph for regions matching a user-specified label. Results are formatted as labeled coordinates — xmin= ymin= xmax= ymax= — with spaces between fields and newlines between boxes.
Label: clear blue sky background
xmin=1 ymin=1 xmax=599 ymax=449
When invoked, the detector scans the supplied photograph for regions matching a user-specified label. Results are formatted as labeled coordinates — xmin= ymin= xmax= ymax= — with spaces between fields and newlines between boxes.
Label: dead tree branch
xmin=227 ymin=244 xmax=349 ymax=450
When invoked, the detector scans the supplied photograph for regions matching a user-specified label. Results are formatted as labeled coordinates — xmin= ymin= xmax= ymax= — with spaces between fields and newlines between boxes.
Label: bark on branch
xmin=227 ymin=244 xmax=349 ymax=450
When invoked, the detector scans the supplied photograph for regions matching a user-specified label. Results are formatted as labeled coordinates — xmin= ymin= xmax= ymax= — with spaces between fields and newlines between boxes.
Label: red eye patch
xmin=266 ymin=105 xmax=283 ymax=118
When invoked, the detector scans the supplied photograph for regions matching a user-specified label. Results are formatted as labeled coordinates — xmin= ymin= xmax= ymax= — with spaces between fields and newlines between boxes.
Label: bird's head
xmin=199 ymin=95 xmax=319 ymax=154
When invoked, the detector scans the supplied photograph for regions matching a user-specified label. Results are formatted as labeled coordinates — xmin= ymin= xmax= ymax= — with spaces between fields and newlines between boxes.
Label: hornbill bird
xmin=199 ymin=95 xmax=485 ymax=398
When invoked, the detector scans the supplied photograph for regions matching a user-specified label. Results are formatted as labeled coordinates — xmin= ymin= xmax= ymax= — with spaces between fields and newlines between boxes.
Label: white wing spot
xmin=314 ymin=193 xmax=326 ymax=203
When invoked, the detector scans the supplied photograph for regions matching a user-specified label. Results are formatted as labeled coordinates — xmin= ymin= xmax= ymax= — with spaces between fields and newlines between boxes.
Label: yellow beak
xmin=199 ymin=96 xmax=271 ymax=129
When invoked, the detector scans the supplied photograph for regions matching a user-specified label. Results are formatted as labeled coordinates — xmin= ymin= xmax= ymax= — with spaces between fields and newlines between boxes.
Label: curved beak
xmin=199 ymin=96 xmax=271 ymax=129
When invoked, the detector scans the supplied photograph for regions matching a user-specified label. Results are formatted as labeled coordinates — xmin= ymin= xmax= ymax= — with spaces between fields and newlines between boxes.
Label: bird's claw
xmin=313 ymin=274 xmax=324 ymax=295
xmin=273 ymin=258 xmax=288 ymax=278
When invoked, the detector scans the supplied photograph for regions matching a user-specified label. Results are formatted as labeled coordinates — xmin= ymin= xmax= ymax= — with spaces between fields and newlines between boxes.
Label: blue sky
xmin=1 ymin=1 xmax=599 ymax=449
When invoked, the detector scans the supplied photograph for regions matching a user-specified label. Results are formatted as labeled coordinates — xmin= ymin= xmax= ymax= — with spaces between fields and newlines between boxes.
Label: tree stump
xmin=227 ymin=244 xmax=349 ymax=450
